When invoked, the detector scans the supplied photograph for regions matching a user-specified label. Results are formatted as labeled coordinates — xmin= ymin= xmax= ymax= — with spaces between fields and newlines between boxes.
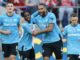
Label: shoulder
xmin=31 ymin=11 xmax=39 ymax=18
xmin=34 ymin=15 xmax=40 ymax=20
xmin=77 ymin=24 xmax=80 ymax=27
xmin=64 ymin=24 xmax=71 ymax=29
xmin=0 ymin=14 xmax=6 ymax=20
xmin=48 ymin=12 xmax=56 ymax=17
xmin=47 ymin=12 xmax=56 ymax=21
xmin=78 ymin=24 xmax=80 ymax=26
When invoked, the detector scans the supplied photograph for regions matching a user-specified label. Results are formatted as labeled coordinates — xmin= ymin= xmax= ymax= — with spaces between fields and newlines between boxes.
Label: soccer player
xmin=63 ymin=13 xmax=80 ymax=60
xmin=18 ymin=11 xmax=35 ymax=60
xmin=0 ymin=2 xmax=21 ymax=60
xmin=32 ymin=3 xmax=62 ymax=60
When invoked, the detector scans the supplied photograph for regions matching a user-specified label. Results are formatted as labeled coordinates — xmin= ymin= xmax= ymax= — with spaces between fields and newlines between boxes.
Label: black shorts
xmin=2 ymin=43 xmax=17 ymax=57
xmin=42 ymin=40 xmax=62 ymax=59
xmin=19 ymin=48 xmax=35 ymax=60
xmin=68 ymin=54 xmax=80 ymax=60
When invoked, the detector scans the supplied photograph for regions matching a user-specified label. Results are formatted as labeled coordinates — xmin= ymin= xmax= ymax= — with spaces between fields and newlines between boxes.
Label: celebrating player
xmin=0 ymin=2 xmax=21 ymax=60
xmin=63 ymin=13 xmax=80 ymax=60
xmin=18 ymin=11 xmax=35 ymax=60
xmin=32 ymin=3 xmax=62 ymax=60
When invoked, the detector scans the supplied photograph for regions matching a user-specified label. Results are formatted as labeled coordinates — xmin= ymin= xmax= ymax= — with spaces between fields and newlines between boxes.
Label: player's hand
xmin=32 ymin=31 xmax=39 ymax=36
xmin=3 ymin=30 xmax=11 ymax=35
xmin=0 ymin=30 xmax=2 ymax=33
xmin=62 ymin=38 xmax=67 ymax=43
xmin=14 ymin=0 xmax=19 ymax=3
xmin=61 ymin=28 xmax=64 ymax=32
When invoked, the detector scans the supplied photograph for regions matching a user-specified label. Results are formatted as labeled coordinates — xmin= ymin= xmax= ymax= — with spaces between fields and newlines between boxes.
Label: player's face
xmin=38 ymin=5 xmax=46 ymax=15
xmin=71 ymin=17 xmax=78 ymax=25
xmin=6 ymin=3 xmax=14 ymax=13
xmin=24 ymin=12 xmax=31 ymax=21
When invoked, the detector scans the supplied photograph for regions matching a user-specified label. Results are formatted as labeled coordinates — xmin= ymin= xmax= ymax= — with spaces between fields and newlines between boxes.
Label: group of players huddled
xmin=0 ymin=2 xmax=80 ymax=60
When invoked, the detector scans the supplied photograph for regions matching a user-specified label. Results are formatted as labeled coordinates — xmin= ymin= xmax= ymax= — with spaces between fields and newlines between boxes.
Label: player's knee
xmin=10 ymin=55 xmax=16 ymax=60
xmin=44 ymin=57 xmax=49 ymax=60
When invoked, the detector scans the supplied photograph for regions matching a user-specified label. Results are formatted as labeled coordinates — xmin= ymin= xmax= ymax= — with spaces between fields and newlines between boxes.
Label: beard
xmin=39 ymin=12 xmax=47 ymax=17
xmin=25 ymin=18 xmax=30 ymax=23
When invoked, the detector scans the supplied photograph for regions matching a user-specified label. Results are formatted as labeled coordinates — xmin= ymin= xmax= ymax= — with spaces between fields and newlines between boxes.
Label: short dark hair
xmin=21 ymin=11 xmax=30 ymax=17
xmin=71 ymin=13 xmax=77 ymax=17
xmin=38 ymin=3 xmax=47 ymax=9
xmin=6 ymin=2 xmax=14 ymax=6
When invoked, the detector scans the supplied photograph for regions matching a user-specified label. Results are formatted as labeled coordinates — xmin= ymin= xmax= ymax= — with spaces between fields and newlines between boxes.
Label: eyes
xmin=38 ymin=8 xmax=44 ymax=10
xmin=24 ymin=14 xmax=30 ymax=17
xmin=6 ymin=4 xmax=14 ymax=8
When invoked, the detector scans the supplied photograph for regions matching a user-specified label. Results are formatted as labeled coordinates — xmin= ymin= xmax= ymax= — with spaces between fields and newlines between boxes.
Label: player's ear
xmin=21 ymin=11 xmax=25 ymax=17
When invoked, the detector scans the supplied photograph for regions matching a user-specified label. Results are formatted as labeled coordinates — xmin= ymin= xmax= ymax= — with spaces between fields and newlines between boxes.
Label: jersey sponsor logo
xmin=3 ymin=23 xmax=17 ymax=26
xmin=68 ymin=34 xmax=80 ymax=36
xmin=3 ymin=19 xmax=18 ymax=26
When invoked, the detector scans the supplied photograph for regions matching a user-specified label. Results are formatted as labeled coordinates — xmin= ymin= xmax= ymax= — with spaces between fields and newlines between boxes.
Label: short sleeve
xmin=62 ymin=26 xmax=68 ymax=38
xmin=31 ymin=11 xmax=39 ymax=19
xmin=31 ymin=17 xmax=37 ymax=24
xmin=48 ymin=13 xmax=56 ymax=24
xmin=0 ymin=16 xmax=3 ymax=26
xmin=17 ymin=15 xmax=21 ymax=26
xmin=0 ymin=16 xmax=3 ymax=30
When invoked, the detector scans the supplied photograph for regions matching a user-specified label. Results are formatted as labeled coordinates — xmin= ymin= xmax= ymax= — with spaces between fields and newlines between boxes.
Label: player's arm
xmin=38 ymin=23 xmax=53 ymax=34
xmin=32 ymin=23 xmax=54 ymax=36
xmin=0 ymin=16 xmax=10 ymax=34
xmin=62 ymin=27 xmax=67 ymax=43
xmin=0 ymin=30 xmax=11 ymax=34
xmin=31 ymin=11 xmax=39 ymax=19
xmin=33 ymin=13 xmax=55 ymax=35
xmin=18 ymin=18 xmax=24 ymax=37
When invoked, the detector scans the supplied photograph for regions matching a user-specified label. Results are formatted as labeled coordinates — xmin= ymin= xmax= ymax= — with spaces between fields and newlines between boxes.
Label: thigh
xmin=19 ymin=48 xmax=35 ymax=59
xmin=9 ymin=43 xmax=18 ymax=56
xmin=2 ymin=44 xmax=10 ymax=57
xmin=27 ymin=48 xmax=35 ymax=60
xmin=42 ymin=43 xmax=52 ymax=57
xmin=68 ymin=54 xmax=80 ymax=60
xmin=52 ymin=41 xmax=62 ymax=59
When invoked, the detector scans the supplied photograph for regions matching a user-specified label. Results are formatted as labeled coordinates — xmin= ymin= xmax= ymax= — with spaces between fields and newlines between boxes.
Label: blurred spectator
xmin=59 ymin=0 xmax=74 ymax=21
xmin=78 ymin=0 xmax=80 ymax=23
xmin=59 ymin=0 xmax=75 ymax=27
xmin=0 ymin=0 xmax=7 ymax=6
xmin=8 ymin=0 xmax=25 ymax=6
xmin=25 ymin=0 xmax=42 ymax=14
xmin=42 ymin=0 xmax=58 ymax=12
xmin=0 ymin=0 xmax=6 ymax=15
xmin=78 ymin=0 xmax=80 ymax=6
xmin=27 ymin=0 xmax=42 ymax=6
xmin=7 ymin=0 xmax=26 ymax=14
xmin=42 ymin=0 xmax=59 ymax=23
xmin=0 ymin=0 xmax=3 ymax=4
xmin=72 ymin=0 xmax=77 ymax=6
xmin=44 ymin=0 xmax=58 ymax=6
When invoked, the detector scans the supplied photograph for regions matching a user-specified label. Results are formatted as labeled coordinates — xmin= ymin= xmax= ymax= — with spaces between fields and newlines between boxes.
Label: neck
xmin=7 ymin=12 xmax=13 ymax=17
xmin=27 ymin=20 xmax=30 ymax=23
xmin=25 ymin=20 xmax=30 ymax=23
xmin=71 ymin=23 xmax=78 ymax=27
xmin=40 ymin=11 xmax=48 ymax=17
